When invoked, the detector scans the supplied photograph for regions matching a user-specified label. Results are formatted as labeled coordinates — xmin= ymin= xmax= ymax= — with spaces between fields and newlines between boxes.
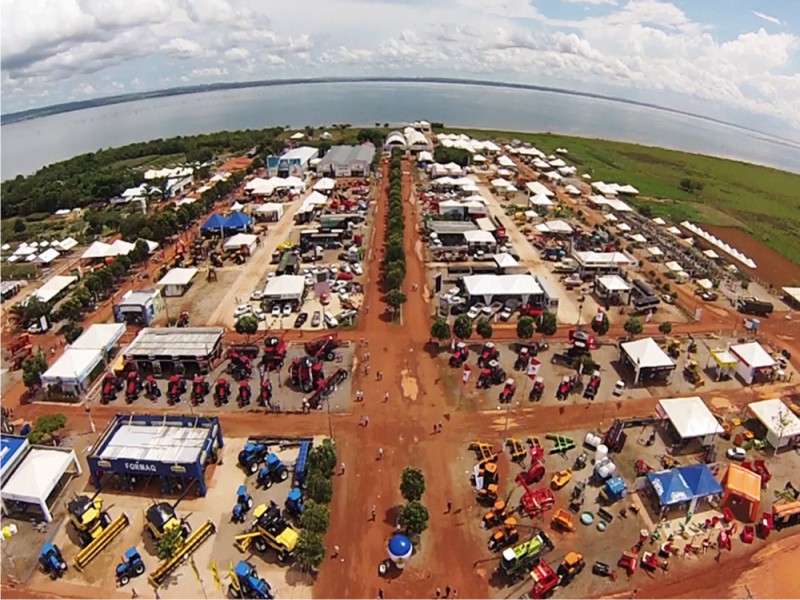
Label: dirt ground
xmin=153 ymin=269 xmax=241 ymax=327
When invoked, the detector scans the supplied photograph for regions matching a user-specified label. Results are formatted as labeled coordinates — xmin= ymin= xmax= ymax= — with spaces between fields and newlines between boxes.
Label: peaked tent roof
xmin=224 ymin=211 xmax=252 ymax=229
xmin=647 ymin=464 xmax=722 ymax=506
xmin=201 ymin=213 xmax=226 ymax=231
xmin=730 ymin=342 xmax=776 ymax=369
xmin=658 ymin=396 xmax=724 ymax=439
xmin=621 ymin=337 xmax=675 ymax=369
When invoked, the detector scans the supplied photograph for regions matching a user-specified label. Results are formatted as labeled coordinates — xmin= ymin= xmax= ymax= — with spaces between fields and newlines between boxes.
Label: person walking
xmin=378 ymin=589 xmax=384 ymax=600
xmin=371 ymin=505 xmax=377 ymax=521
xmin=435 ymin=587 xmax=442 ymax=599
xmin=438 ymin=421 xmax=443 ymax=433
xmin=445 ymin=501 xmax=452 ymax=514
xmin=339 ymin=462 xmax=346 ymax=475
xmin=377 ymin=447 xmax=384 ymax=460
xmin=333 ymin=545 xmax=340 ymax=558
xmin=445 ymin=587 xmax=451 ymax=598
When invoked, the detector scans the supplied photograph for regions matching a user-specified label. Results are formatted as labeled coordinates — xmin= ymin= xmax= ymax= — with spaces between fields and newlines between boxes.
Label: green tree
xmin=386 ymin=290 xmax=407 ymax=319
xmin=658 ymin=321 xmax=673 ymax=335
xmin=476 ymin=318 xmax=493 ymax=340
xmin=22 ymin=353 xmax=48 ymax=390
xmin=62 ymin=321 xmax=84 ymax=344
xmin=537 ymin=311 xmax=558 ymax=337
xmin=28 ymin=413 xmax=67 ymax=444
xmin=59 ymin=297 xmax=83 ymax=322
xmin=591 ymin=311 xmax=610 ymax=336
xmin=516 ymin=316 xmax=534 ymax=340
xmin=13 ymin=218 xmax=26 ymax=233
xmin=300 ymin=500 xmax=330 ymax=535
xmin=22 ymin=296 xmax=51 ymax=325
xmin=234 ymin=315 xmax=259 ymax=341
xmin=430 ymin=317 xmax=451 ymax=344
xmin=385 ymin=267 xmax=405 ymax=290
xmin=307 ymin=439 xmax=337 ymax=478
xmin=109 ymin=260 xmax=126 ymax=280
xmin=306 ymin=471 xmax=333 ymax=504
xmin=295 ymin=531 xmax=326 ymax=572
xmin=155 ymin=526 xmax=184 ymax=560
xmin=398 ymin=501 xmax=429 ymax=537
xmin=400 ymin=467 xmax=426 ymax=502
xmin=624 ymin=317 xmax=644 ymax=337
xmin=453 ymin=315 xmax=473 ymax=340
xmin=73 ymin=287 xmax=93 ymax=308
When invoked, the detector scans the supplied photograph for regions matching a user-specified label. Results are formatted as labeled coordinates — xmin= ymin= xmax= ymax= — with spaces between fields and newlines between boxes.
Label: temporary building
xmin=69 ymin=323 xmax=126 ymax=353
xmin=647 ymin=246 xmax=663 ymax=258
xmin=36 ymin=248 xmax=60 ymax=264
xmin=55 ymin=237 xmax=78 ymax=252
xmin=262 ymin=275 xmax=306 ymax=304
xmin=496 ymin=155 xmax=515 ymax=168
xmin=564 ymin=184 xmax=581 ymax=196
xmin=647 ymin=464 xmax=723 ymax=513
xmin=667 ymin=226 xmax=682 ymax=235
xmin=782 ymin=287 xmax=800 ymax=308
xmin=34 ymin=275 xmax=77 ymax=303
xmin=223 ymin=233 xmax=258 ymax=254
xmin=656 ymin=396 xmax=723 ymax=445
xmin=617 ymin=223 xmax=631 ymax=232
xmin=474 ymin=217 xmax=496 ymax=232
xmin=253 ymin=203 xmax=284 ymax=222
xmin=493 ymin=253 xmax=519 ymax=269
xmin=707 ymin=349 xmax=738 ymax=380
xmin=224 ymin=211 xmax=252 ymax=232
xmin=0 ymin=436 xmax=81 ymax=522
xmin=652 ymin=217 xmax=667 ymax=226
xmin=201 ymin=213 xmax=226 ymax=234
xmin=491 ymin=178 xmax=512 ymax=189
xmin=462 ymin=274 xmax=544 ymax=305
xmin=619 ymin=338 xmax=676 ymax=384
xmin=157 ymin=267 xmax=198 ymax=297
xmin=595 ymin=275 xmax=631 ymax=298
xmin=41 ymin=348 xmax=104 ymax=395
xmin=696 ymin=278 xmax=714 ymax=290
xmin=629 ymin=233 xmax=647 ymax=244
xmin=729 ymin=342 xmax=776 ymax=384
xmin=529 ymin=193 xmax=554 ymax=207
xmin=313 ymin=177 xmax=336 ymax=191
xmin=747 ymin=399 xmax=800 ymax=450
xmin=535 ymin=220 xmax=573 ymax=235
xmin=525 ymin=181 xmax=554 ymax=197
xmin=703 ymin=250 xmax=720 ymax=260
xmin=721 ymin=464 xmax=761 ymax=521
xmin=463 ymin=230 xmax=496 ymax=245
xmin=665 ymin=261 xmax=683 ymax=273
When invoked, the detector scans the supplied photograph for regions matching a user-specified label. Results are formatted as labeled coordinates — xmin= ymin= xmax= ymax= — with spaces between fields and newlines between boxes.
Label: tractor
xmin=518 ymin=479 xmax=556 ymax=518
xmin=144 ymin=375 xmax=161 ymax=400
xmin=124 ymin=371 xmax=142 ymax=404
xmin=556 ymin=376 xmax=576 ymax=401
xmin=232 ymin=485 xmax=254 ymax=523
xmin=39 ymin=543 xmax=67 ymax=579
xmin=529 ymin=560 xmax=561 ymax=599
xmin=238 ymin=381 xmax=253 ymax=408
xmin=290 ymin=357 xmax=325 ymax=393
xmin=166 ymin=374 xmax=186 ymax=404
xmin=498 ymin=379 xmax=517 ymax=404
xmin=529 ymin=377 xmax=545 ymax=402
xmin=477 ymin=360 xmax=506 ymax=389
xmin=144 ymin=497 xmax=190 ymax=542
xmin=449 ymin=342 xmax=470 ymax=368
xmin=664 ymin=338 xmax=681 ymax=359
xmin=191 ymin=375 xmax=209 ymax=405
xmin=498 ymin=532 xmax=555 ymax=582
xmin=101 ymin=372 xmax=122 ymax=404
xmin=214 ymin=378 xmax=232 ymax=406
xmin=488 ymin=518 xmax=520 ymax=551
xmin=482 ymin=501 xmax=510 ymax=529
xmin=239 ymin=442 xmax=270 ymax=475
xmin=285 ymin=488 xmax=304 ymax=519
xmin=583 ymin=372 xmax=601 ymax=400
xmin=258 ymin=380 xmax=273 ymax=407
xmin=257 ymin=454 xmax=289 ymax=489
xmin=473 ymin=462 xmax=500 ymax=504
xmin=6 ymin=333 xmax=33 ymax=370
xmin=229 ymin=561 xmax=274 ymax=599
xmin=515 ymin=347 xmax=532 ymax=371
xmin=477 ymin=342 xmax=500 ymax=367
xmin=234 ymin=501 xmax=298 ymax=562
xmin=304 ymin=335 xmax=341 ymax=361
xmin=228 ymin=350 xmax=254 ymax=380
xmin=684 ymin=360 xmax=702 ymax=385
xmin=262 ymin=336 xmax=288 ymax=372
xmin=68 ymin=490 xmax=112 ymax=547
xmin=115 ymin=548 xmax=145 ymax=586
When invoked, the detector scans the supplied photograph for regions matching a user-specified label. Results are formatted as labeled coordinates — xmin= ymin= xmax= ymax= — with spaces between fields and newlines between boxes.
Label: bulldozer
xmin=683 ymin=359 xmax=703 ymax=385
xmin=68 ymin=490 xmax=113 ymax=547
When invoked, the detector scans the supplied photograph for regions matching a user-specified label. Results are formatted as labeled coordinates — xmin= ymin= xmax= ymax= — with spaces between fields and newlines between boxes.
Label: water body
xmin=2 ymin=81 xmax=799 ymax=179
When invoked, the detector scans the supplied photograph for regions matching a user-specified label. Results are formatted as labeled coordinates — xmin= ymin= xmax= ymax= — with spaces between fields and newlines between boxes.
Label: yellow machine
xmin=68 ymin=492 xmax=112 ymax=548
xmin=469 ymin=441 xmax=498 ymax=465
xmin=73 ymin=513 xmax=130 ymax=571
xmin=551 ymin=469 xmax=574 ymax=491
xmin=506 ymin=439 xmax=527 ymax=463
xmin=148 ymin=520 xmax=216 ymax=588
xmin=145 ymin=501 xmax=190 ymax=541
xmin=664 ymin=338 xmax=681 ymax=359
xmin=684 ymin=360 xmax=703 ymax=385
xmin=475 ymin=462 xmax=500 ymax=503
xmin=234 ymin=502 xmax=298 ymax=562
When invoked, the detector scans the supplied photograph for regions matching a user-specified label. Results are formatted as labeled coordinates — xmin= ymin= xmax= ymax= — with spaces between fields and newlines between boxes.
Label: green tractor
xmin=498 ymin=531 xmax=555 ymax=581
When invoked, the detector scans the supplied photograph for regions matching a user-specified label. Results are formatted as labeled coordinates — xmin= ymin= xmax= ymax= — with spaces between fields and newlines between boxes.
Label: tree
xmin=476 ymin=318 xmax=493 ymax=340
xmin=386 ymin=290 xmax=407 ymax=319
xmin=109 ymin=260 xmax=126 ymax=280
xmin=430 ymin=317 xmax=451 ymax=345
xmin=235 ymin=315 xmax=259 ymax=341
xmin=300 ymin=500 xmax=330 ymax=535
xmin=295 ymin=531 xmax=326 ymax=572
xmin=13 ymin=218 xmax=26 ymax=233
xmin=22 ymin=296 xmax=51 ymax=325
xmin=624 ymin=317 xmax=644 ymax=337
xmin=59 ymin=297 xmax=83 ymax=322
xmin=155 ymin=526 xmax=184 ymax=560
xmin=307 ymin=439 xmax=337 ymax=478
xmin=22 ymin=353 xmax=48 ymax=390
xmin=398 ymin=500 xmax=430 ymax=536
xmin=517 ymin=316 xmax=534 ymax=340
xmin=537 ymin=311 xmax=558 ymax=337
xmin=62 ymin=321 xmax=84 ymax=344
xmin=591 ymin=311 xmax=610 ymax=336
xmin=658 ymin=321 xmax=673 ymax=335
xmin=73 ymin=287 xmax=93 ymax=309
xmin=306 ymin=471 xmax=333 ymax=505
xmin=453 ymin=315 xmax=473 ymax=340
xmin=400 ymin=467 xmax=426 ymax=502
xmin=28 ymin=413 xmax=67 ymax=444
xmin=385 ymin=267 xmax=405 ymax=290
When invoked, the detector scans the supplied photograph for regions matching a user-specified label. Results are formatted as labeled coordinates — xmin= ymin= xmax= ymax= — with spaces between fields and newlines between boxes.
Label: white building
xmin=462 ymin=274 xmax=545 ymax=307
xmin=747 ymin=399 xmax=800 ymax=450
xmin=729 ymin=342 xmax=777 ymax=384
xmin=157 ymin=267 xmax=198 ymax=297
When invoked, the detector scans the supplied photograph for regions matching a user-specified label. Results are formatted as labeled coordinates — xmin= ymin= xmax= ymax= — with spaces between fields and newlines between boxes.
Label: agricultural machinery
xmin=167 ymin=375 xmax=186 ymax=404
xmin=514 ymin=346 xmax=532 ymax=370
xmin=518 ymin=479 xmax=555 ymax=518
xmin=488 ymin=518 xmax=519 ymax=551
xmin=177 ymin=311 xmax=190 ymax=327
xmin=68 ymin=489 xmax=113 ymax=547
xmin=144 ymin=375 xmax=161 ymax=399
xmin=191 ymin=376 xmax=209 ymax=405
xmin=232 ymin=485 xmax=254 ymax=523
xmin=229 ymin=561 xmax=274 ymax=599
xmin=498 ymin=531 xmax=555 ymax=581
xmin=125 ymin=371 xmax=142 ymax=404
xmin=477 ymin=342 xmax=500 ymax=367
xmin=498 ymin=379 xmax=517 ymax=404
xmin=238 ymin=442 xmax=269 ymax=474
xmin=214 ymin=378 xmax=232 ymax=406
xmin=482 ymin=500 xmax=510 ymax=529
xmin=477 ymin=360 xmax=506 ymax=389
xmin=290 ymin=357 xmax=325 ymax=393
xmin=115 ymin=548 xmax=145 ymax=586
xmin=285 ymin=488 xmax=304 ymax=518
xmin=6 ymin=333 xmax=32 ymax=370
xmin=528 ymin=377 xmax=545 ymax=402
xmin=233 ymin=501 xmax=298 ymax=562
xmin=305 ymin=334 xmax=342 ymax=361
xmin=262 ymin=336 xmax=288 ymax=372
xmin=257 ymin=454 xmax=289 ymax=489
xmin=228 ymin=350 xmax=254 ymax=380
xmin=583 ymin=372 xmax=601 ymax=400
xmin=101 ymin=372 xmax=123 ymax=404
xmin=449 ymin=342 xmax=470 ymax=368
xmin=39 ymin=543 xmax=67 ymax=579
xmin=472 ymin=462 xmax=500 ymax=504
xmin=517 ymin=442 xmax=545 ymax=485
xmin=556 ymin=376 xmax=576 ymax=401
xmin=308 ymin=367 xmax=348 ymax=410
xmin=238 ymin=382 xmax=252 ymax=408
xmin=258 ymin=380 xmax=273 ymax=407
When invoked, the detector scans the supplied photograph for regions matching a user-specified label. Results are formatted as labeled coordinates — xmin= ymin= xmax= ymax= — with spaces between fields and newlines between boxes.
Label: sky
xmin=1 ymin=0 xmax=798 ymax=134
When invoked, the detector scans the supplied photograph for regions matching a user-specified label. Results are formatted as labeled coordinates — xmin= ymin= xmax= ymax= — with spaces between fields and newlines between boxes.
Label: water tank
xmin=585 ymin=433 xmax=602 ymax=449
xmin=596 ymin=460 xmax=617 ymax=479
xmin=595 ymin=444 xmax=609 ymax=464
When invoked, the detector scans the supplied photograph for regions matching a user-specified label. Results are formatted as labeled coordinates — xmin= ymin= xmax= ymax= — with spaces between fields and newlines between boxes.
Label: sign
xmin=124 ymin=462 xmax=158 ymax=473
xmin=462 ymin=366 xmax=472 ymax=384
xmin=595 ymin=310 xmax=604 ymax=324
xmin=266 ymin=156 xmax=280 ymax=177
xmin=527 ymin=358 xmax=541 ymax=380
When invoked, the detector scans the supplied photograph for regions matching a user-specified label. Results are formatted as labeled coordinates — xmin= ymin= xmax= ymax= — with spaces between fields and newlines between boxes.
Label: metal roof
xmin=319 ymin=145 xmax=376 ymax=168
xmin=98 ymin=423 xmax=210 ymax=464
xmin=124 ymin=327 xmax=224 ymax=358
xmin=428 ymin=221 xmax=477 ymax=235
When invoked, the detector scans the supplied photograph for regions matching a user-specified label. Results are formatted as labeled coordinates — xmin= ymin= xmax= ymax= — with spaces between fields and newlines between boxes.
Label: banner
xmin=462 ymin=365 xmax=472 ymax=383
xmin=646 ymin=310 xmax=654 ymax=323
xmin=527 ymin=358 xmax=541 ymax=380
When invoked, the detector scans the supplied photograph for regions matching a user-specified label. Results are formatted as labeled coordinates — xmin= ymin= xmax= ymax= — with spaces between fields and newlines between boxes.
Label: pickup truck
xmin=563 ymin=274 xmax=583 ymax=289
xmin=552 ymin=259 xmax=578 ymax=273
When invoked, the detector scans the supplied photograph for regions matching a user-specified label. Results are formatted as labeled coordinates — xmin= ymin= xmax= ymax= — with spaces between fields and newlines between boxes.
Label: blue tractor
xmin=116 ymin=547 xmax=145 ymax=586
xmin=238 ymin=442 xmax=269 ymax=475
xmin=256 ymin=454 xmax=289 ymax=489
xmin=285 ymin=487 xmax=305 ymax=518
xmin=232 ymin=485 xmax=255 ymax=523
xmin=39 ymin=543 xmax=67 ymax=580
xmin=229 ymin=561 xmax=274 ymax=599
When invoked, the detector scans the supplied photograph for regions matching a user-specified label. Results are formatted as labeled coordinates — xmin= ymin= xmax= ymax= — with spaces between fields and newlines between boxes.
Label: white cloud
xmin=753 ymin=11 xmax=782 ymax=27
xmin=161 ymin=38 xmax=211 ymax=59
xmin=561 ymin=0 xmax=617 ymax=5
xmin=224 ymin=47 xmax=250 ymax=61
xmin=192 ymin=66 xmax=228 ymax=77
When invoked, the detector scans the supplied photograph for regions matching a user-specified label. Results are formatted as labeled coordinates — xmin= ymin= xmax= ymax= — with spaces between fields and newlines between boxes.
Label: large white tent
xmin=535 ymin=220 xmax=574 ymax=235
xmin=41 ymin=348 xmax=104 ymax=395
xmin=729 ymin=342 xmax=777 ymax=384
xmin=529 ymin=192 xmax=554 ymax=207
xmin=620 ymin=338 xmax=676 ymax=384
xmin=313 ymin=177 xmax=336 ymax=191
xmin=223 ymin=233 xmax=258 ymax=253
xmin=657 ymin=396 xmax=723 ymax=445
xmin=747 ymin=399 xmax=800 ymax=450
xmin=525 ymin=181 xmax=554 ymax=197
xmin=69 ymin=323 xmax=125 ymax=353
xmin=34 ymin=275 xmax=77 ymax=303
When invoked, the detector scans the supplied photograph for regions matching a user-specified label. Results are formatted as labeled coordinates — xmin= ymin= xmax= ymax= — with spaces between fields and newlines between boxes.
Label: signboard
xmin=527 ymin=359 xmax=541 ymax=380
xmin=462 ymin=365 xmax=472 ymax=383
xmin=91 ymin=456 xmax=196 ymax=478
xmin=334 ymin=165 xmax=351 ymax=177
xmin=266 ymin=156 xmax=280 ymax=177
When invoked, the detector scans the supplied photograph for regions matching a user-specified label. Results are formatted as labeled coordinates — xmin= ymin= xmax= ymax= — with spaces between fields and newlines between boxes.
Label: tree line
xmin=383 ymin=149 xmax=408 ymax=318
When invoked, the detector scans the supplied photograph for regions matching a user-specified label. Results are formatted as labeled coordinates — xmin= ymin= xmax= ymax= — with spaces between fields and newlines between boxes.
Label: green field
xmin=447 ymin=128 xmax=800 ymax=265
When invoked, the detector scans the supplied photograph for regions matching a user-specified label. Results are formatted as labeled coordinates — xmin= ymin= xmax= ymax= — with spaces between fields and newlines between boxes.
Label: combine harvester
xmin=68 ymin=489 xmax=131 ymax=571
xmin=148 ymin=520 xmax=216 ymax=588
xmin=73 ymin=513 xmax=130 ymax=571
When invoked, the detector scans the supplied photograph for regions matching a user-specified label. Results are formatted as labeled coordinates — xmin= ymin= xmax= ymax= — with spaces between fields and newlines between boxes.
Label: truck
xmin=542 ymin=247 xmax=566 ymax=261
xmin=737 ymin=297 xmax=773 ymax=317
xmin=552 ymin=259 xmax=578 ymax=273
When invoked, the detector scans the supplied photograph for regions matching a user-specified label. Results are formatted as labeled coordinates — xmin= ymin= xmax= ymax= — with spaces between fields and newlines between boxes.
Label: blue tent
xmin=223 ymin=211 xmax=252 ymax=231
xmin=201 ymin=213 xmax=226 ymax=232
xmin=680 ymin=464 xmax=723 ymax=498
xmin=647 ymin=464 xmax=723 ymax=507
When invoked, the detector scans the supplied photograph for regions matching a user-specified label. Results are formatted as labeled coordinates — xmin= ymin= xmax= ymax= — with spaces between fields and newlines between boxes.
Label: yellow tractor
xmin=68 ymin=491 xmax=112 ymax=547
xmin=475 ymin=462 xmax=500 ymax=504
xmin=683 ymin=360 xmax=703 ymax=385
xmin=664 ymin=338 xmax=681 ymax=359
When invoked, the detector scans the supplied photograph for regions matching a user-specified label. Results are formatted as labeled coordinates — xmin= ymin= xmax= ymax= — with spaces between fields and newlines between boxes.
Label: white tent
xmin=748 ymin=399 xmax=800 ymax=449
xmin=496 ymin=155 xmax=515 ymax=168
xmin=564 ymin=184 xmax=581 ymax=196
xmin=230 ymin=201 xmax=244 ymax=211
xmin=493 ymin=253 xmax=519 ymax=268
xmin=620 ymin=338 xmax=676 ymax=384
xmin=696 ymin=279 xmax=714 ymax=290
xmin=13 ymin=245 xmax=37 ymax=257
xmin=254 ymin=203 xmax=284 ymax=221
xmin=157 ymin=267 xmax=198 ymax=296
xmin=491 ymin=178 xmax=512 ymax=189
xmin=463 ymin=230 xmax=496 ymax=244
xmin=657 ymin=396 xmax=723 ymax=444
xmin=313 ymin=177 xmax=336 ymax=191
xmin=69 ymin=323 xmax=126 ymax=352
xmin=223 ymin=233 xmax=258 ymax=253
xmin=703 ymin=249 xmax=720 ymax=260
xmin=647 ymin=246 xmax=663 ymax=257
xmin=36 ymin=248 xmax=60 ymax=264
xmin=306 ymin=191 xmax=329 ymax=205
xmin=617 ymin=223 xmax=632 ymax=232
xmin=730 ymin=342 xmax=776 ymax=384
xmin=472 ymin=154 xmax=487 ymax=163
xmin=34 ymin=275 xmax=77 ymax=303
xmin=629 ymin=233 xmax=647 ymax=244
xmin=535 ymin=220 xmax=574 ymax=235
xmin=529 ymin=193 xmax=554 ymax=207
xmin=652 ymin=217 xmax=667 ymax=226
xmin=1 ymin=447 xmax=81 ymax=522
xmin=667 ymin=226 xmax=682 ymax=235
xmin=665 ymin=261 xmax=683 ymax=273
xmin=525 ymin=181 xmax=554 ymax=197
xmin=41 ymin=348 xmax=104 ymax=395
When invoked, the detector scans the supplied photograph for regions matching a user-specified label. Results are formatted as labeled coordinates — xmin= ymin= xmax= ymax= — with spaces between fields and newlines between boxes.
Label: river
xmin=2 ymin=81 xmax=799 ymax=178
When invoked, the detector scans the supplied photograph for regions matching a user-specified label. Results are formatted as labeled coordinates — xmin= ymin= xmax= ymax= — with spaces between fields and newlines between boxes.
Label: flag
xmin=210 ymin=561 xmax=222 ymax=590
xmin=527 ymin=358 xmax=541 ymax=380
xmin=450 ymin=338 xmax=456 ymax=351
xmin=462 ymin=365 xmax=472 ymax=383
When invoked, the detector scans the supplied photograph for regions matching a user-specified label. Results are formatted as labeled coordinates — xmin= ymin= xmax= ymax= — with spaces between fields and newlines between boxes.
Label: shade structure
xmin=647 ymin=464 xmax=723 ymax=512
xmin=722 ymin=464 xmax=761 ymax=521
xmin=224 ymin=211 xmax=252 ymax=231
xmin=387 ymin=534 xmax=413 ymax=569
xmin=620 ymin=338 xmax=676 ymax=384
xmin=747 ymin=399 xmax=800 ymax=449
xmin=657 ymin=396 xmax=723 ymax=442
xmin=41 ymin=348 xmax=104 ymax=394
xmin=201 ymin=213 xmax=226 ymax=232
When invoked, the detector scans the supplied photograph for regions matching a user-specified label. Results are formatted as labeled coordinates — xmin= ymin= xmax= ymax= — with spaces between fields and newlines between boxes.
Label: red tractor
xmin=227 ymin=350 xmax=253 ymax=380
xmin=517 ymin=442 xmax=545 ymax=485
xmin=144 ymin=375 xmax=161 ymax=400
xmin=556 ymin=376 xmax=576 ymax=401
xmin=290 ymin=357 xmax=325 ymax=393
xmin=305 ymin=335 xmax=342 ymax=361
xmin=449 ymin=342 xmax=470 ymax=368
xmin=214 ymin=378 xmax=232 ymax=406
xmin=238 ymin=382 xmax=252 ymax=408
xmin=529 ymin=560 xmax=560 ymax=599
xmin=101 ymin=372 xmax=121 ymax=404
xmin=167 ymin=374 xmax=186 ymax=404
xmin=583 ymin=372 xmax=601 ymax=400
xmin=477 ymin=360 xmax=506 ymax=389
xmin=514 ymin=347 xmax=531 ymax=371
xmin=258 ymin=380 xmax=273 ymax=407
xmin=529 ymin=377 xmax=545 ymax=402
xmin=477 ymin=342 xmax=500 ymax=368
xmin=177 ymin=312 xmax=190 ymax=327
xmin=125 ymin=371 xmax=142 ymax=404
xmin=499 ymin=379 xmax=517 ymax=404
xmin=262 ymin=335 xmax=287 ymax=371
xmin=191 ymin=376 xmax=209 ymax=405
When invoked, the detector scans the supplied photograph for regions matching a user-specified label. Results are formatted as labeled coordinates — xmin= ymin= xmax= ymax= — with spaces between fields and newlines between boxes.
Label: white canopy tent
xmin=747 ymin=399 xmax=800 ymax=450
xmin=657 ymin=396 xmax=723 ymax=445
xmin=648 ymin=246 xmax=664 ymax=258
xmin=529 ymin=193 xmax=554 ymax=207
xmin=730 ymin=342 xmax=777 ymax=384
xmin=69 ymin=323 xmax=125 ymax=353
xmin=629 ymin=233 xmax=647 ymax=244
xmin=525 ymin=181 xmax=554 ymax=197
xmin=41 ymin=348 xmax=104 ymax=395
xmin=36 ymin=248 xmax=60 ymax=264
xmin=617 ymin=223 xmax=632 ymax=232
xmin=620 ymin=338 xmax=676 ymax=384
xmin=1 ymin=446 xmax=81 ymax=522
xmin=34 ymin=275 xmax=77 ymax=303
xmin=696 ymin=278 xmax=714 ymax=290
xmin=535 ymin=220 xmax=574 ymax=235
xmin=652 ymin=217 xmax=667 ymax=226
xmin=313 ymin=177 xmax=336 ymax=191
xmin=493 ymin=253 xmax=519 ymax=268
xmin=564 ymin=184 xmax=581 ymax=196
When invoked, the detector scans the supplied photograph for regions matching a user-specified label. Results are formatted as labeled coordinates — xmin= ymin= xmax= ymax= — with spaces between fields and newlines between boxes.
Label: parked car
xmin=305 ymin=275 xmax=314 ymax=286
xmin=337 ymin=272 xmax=355 ymax=281
xmin=726 ymin=447 xmax=747 ymax=461
xmin=339 ymin=292 xmax=350 ymax=304
xmin=271 ymin=305 xmax=281 ymax=318
xmin=250 ymin=290 xmax=264 ymax=301
xmin=352 ymin=263 xmax=363 ymax=276
xmin=480 ymin=305 xmax=493 ymax=317
xmin=252 ymin=308 xmax=266 ymax=321
xmin=340 ymin=263 xmax=351 ymax=274
xmin=234 ymin=304 xmax=252 ymax=318
xmin=450 ymin=304 xmax=467 ymax=315
xmin=662 ymin=293 xmax=676 ymax=305
xmin=320 ymin=293 xmax=330 ymax=305
xmin=324 ymin=313 xmax=339 ymax=329
xmin=701 ymin=291 xmax=719 ymax=302
xmin=337 ymin=309 xmax=358 ymax=322
xmin=499 ymin=307 xmax=513 ymax=321
xmin=282 ymin=304 xmax=292 ymax=317
xmin=467 ymin=303 xmax=484 ymax=320
xmin=489 ymin=301 xmax=503 ymax=315
xmin=311 ymin=311 xmax=322 ymax=327
xmin=294 ymin=312 xmax=308 ymax=328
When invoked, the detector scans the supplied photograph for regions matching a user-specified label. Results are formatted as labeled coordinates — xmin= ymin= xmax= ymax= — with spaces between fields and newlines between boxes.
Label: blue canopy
xmin=224 ymin=211 xmax=252 ymax=230
xmin=201 ymin=213 xmax=226 ymax=231
xmin=388 ymin=534 xmax=411 ymax=556
xmin=647 ymin=464 xmax=723 ymax=507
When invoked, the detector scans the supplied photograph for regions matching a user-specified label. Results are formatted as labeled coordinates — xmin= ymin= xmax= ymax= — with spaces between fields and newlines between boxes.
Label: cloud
xmin=752 ymin=11 xmax=782 ymax=27
xmin=224 ymin=47 xmax=250 ymax=61
xmin=561 ymin=0 xmax=617 ymax=5
xmin=161 ymin=38 xmax=212 ymax=60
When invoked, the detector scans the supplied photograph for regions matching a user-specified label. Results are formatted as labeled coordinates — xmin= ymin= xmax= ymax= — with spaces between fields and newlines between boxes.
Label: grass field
xmin=447 ymin=128 xmax=800 ymax=265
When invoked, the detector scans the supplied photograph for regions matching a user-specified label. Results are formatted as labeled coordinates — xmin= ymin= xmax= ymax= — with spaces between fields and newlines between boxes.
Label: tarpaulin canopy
xmin=224 ymin=211 xmax=252 ymax=230
xmin=201 ymin=213 xmax=226 ymax=231
xmin=647 ymin=464 xmax=722 ymax=508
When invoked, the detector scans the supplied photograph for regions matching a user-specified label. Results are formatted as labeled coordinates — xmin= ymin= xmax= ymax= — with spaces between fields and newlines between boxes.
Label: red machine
xmin=518 ymin=441 xmax=545 ymax=485
xmin=528 ymin=377 xmax=545 ymax=402
xmin=6 ymin=333 xmax=32 ymax=370
xmin=635 ymin=459 xmax=654 ymax=477
xmin=144 ymin=375 xmax=161 ymax=400
xmin=308 ymin=368 xmax=349 ymax=410
xmin=498 ymin=379 xmax=517 ymax=404
xmin=191 ymin=376 xmax=209 ymax=405
xmin=740 ymin=525 xmax=755 ymax=544
xmin=227 ymin=350 xmax=253 ymax=380
xmin=514 ymin=347 xmax=531 ymax=371
xmin=569 ymin=329 xmax=597 ymax=351
xmin=450 ymin=342 xmax=470 ymax=368
xmin=290 ymin=357 xmax=325 ymax=393
xmin=618 ymin=552 xmax=637 ymax=577
xmin=125 ymin=371 xmax=141 ymax=404
xmin=742 ymin=460 xmax=772 ymax=488
xmin=304 ymin=335 xmax=342 ymax=361
xmin=757 ymin=511 xmax=773 ymax=538
xmin=167 ymin=374 xmax=186 ymax=404
xmin=718 ymin=525 xmax=735 ymax=551
xmin=640 ymin=551 xmax=668 ymax=572
xmin=214 ymin=378 xmax=231 ymax=406
xmin=518 ymin=478 xmax=555 ymax=518
xmin=238 ymin=382 xmax=252 ymax=407
xmin=477 ymin=360 xmax=506 ymax=389
xmin=556 ymin=376 xmax=575 ymax=401
xmin=583 ymin=372 xmax=601 ymax=400
xmin=529 ymin=560 xmax=560 ymax=599
xmin=520 ymin=303 xmax=544 ymax=318
xmin=262 ymin=335 xmax=288 ymax=371
xmin=259 ymin=380 xmax=273 ymax=407
xmin=101 ymin=372 xmax=120 ymax=404
xmin=177 ymin=312 xmax=190 ymax=327
xmin=477 ymin=342 xmax=500 ymax=368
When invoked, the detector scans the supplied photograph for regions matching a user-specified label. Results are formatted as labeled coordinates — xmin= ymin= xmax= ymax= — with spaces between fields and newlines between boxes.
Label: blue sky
xmin=1 ymin=0 xmax=798 ymax=133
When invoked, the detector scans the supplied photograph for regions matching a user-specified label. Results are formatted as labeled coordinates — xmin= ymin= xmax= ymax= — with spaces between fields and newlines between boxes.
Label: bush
xmin=430 ymin=317 xmax=451 ymax=343
xmin=400 ymin=467 xmax=426 ymax=502
xmin=453 ymin=315 xmax=473 ymax=340
xmin=307 ymin=439 xmax=337 ymax=478
xmin=300 ymin=500 xmax=330 ymax=534
xmin=306 ymin=471 xmax=333 ymax=504
xmin=398 ymin=501 xmax=430 ymax=536
xmin=476 ymin=318 xmax=493 ymax=339
xmin=517 ymin=316 xmax=534 ymax=339
xmin=295 ymin=531 xmax=326 ymax=572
